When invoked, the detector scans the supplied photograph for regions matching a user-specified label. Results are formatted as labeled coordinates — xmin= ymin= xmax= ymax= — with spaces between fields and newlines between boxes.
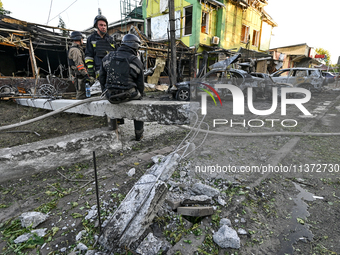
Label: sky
xmin=2 ymin=0 xmax=339 ymax=64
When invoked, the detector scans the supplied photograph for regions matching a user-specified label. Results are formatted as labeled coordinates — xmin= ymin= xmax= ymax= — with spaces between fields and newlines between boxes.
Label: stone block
xmin=177 ymin=206 xmax=214 ymax=217
xmin=181 ymin=195 xmax=212 ymax=205
xmin=165 ymin=199 xmax=181 ymax=210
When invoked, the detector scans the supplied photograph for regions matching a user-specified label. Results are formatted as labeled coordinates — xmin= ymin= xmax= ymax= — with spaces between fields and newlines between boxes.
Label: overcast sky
xmin=2 ymin=0 xmax=339 ymax=65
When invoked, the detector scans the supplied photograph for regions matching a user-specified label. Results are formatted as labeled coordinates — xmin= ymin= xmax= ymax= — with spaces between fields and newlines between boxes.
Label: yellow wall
xmin=222 ymin=2 xmax=264 ymax=51
xmin=146 ymin=0 xmax=191 ymax=18
xmin=145 ymin=0 xmax=273 ymax=53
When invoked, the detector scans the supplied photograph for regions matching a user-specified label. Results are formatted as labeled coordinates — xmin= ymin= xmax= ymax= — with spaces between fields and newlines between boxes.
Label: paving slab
xmin=177 ymin=206 xmax=214 ymax=217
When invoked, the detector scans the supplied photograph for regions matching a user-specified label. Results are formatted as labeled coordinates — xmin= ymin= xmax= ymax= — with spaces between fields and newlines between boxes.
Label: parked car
xmin=270 ymin=67 xmax=327 ymax=91
xmin=173 ymin=69 xmax=293 ymax=101
xmin=322 ymin=72 xmax=336 ymax=84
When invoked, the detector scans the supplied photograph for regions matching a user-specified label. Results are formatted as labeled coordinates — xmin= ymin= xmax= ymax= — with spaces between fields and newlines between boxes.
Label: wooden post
xmin=29 ymin=39 xmax=39 ymax=95
xmin=29 ymin=39 xmax=38 ymax=79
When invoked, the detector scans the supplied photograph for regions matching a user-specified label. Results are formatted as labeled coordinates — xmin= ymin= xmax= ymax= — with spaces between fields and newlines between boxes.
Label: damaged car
xmin=172 ymin=54 xmax=293 ymax=101
xmin=270 ymin=67 xmax=327 ymax=92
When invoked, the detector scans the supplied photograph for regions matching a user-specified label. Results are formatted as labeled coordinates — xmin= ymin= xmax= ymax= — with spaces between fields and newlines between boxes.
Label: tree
xmin=58 ymin=16 xmax=68 ymax=37
xmin=0 ymin=0 xmax=11 ymax=15
xmin=315 ymin=48 xmax=331 ymax=65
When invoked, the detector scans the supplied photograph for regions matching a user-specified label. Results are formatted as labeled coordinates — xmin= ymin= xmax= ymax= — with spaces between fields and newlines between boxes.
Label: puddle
xmin=278 ymin=182 xmax=315 ymax=254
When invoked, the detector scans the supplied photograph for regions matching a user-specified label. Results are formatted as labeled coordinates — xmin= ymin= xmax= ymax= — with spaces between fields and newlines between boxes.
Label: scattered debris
xmin=136 ymin=232 xmax=171 ymax=255
xmin=14 ymin=228 xmax=47 ymax=244
xmin=191 ymin=182 xmax=220 ymax=197
xmin=181 ymin=195 xmax=213 ymax=205
xmin=98 ymin=153 xmax=180 ymax=250
xmin=19 ymin=212 xmax=49 ymax=228
xmin=127 ymin=168 xmax=136 ymax=177
xmin=220 ymin=218 xmax=232 ymax=227
xmin=213 ymin=225 xmax=240 ymax=249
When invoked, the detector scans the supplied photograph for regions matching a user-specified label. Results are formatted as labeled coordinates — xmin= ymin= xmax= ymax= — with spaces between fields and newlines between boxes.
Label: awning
xmin=237 ymin=47 xmax=272 ymax=59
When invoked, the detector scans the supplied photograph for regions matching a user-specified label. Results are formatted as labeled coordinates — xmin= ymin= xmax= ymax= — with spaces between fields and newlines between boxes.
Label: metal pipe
xmin=93 ymin=151 xmax=102 ymax=233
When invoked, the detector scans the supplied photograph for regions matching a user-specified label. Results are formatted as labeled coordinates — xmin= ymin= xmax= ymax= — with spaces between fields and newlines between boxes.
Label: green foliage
xmin=315 ymin=48 xmax=331 ymax=65
xmin=0 ymin=0 xmax=11 ymax=15
xmin=58 ymin=17 xmax=68 ymax=37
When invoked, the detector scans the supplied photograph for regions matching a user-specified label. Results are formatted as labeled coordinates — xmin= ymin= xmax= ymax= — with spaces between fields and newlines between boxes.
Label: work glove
xmin=87 ymin=68 xmax=95 ymax=78
xmin=89 ymin=76 xmax=96 ymax=84
xmin=85 ymin=75 xmax=96 ymax=85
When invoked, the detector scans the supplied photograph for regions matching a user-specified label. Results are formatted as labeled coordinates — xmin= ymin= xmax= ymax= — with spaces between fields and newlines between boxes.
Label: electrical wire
xmin=46 ymin=0 xmax=53 ymax=25
xmin=177 ymin=125 xmax=340 ymax=137
xmin=48 ymin=0 xmax=79 ymax=24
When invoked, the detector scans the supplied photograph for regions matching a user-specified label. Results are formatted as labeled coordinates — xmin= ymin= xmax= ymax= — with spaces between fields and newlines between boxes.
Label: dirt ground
xmin=0 ymin=87 xmax=340 ymax=255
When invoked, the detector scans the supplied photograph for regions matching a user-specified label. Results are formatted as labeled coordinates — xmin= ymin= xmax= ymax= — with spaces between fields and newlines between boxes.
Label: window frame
xmin=252 ymin=29 xmax=259 ymax=47
xmin=183 ymin=5 xmax=193 ymax=36
xmin=201 ymin=11 xmax=209 ymax=34
xmin=241 ymin=24 xmax=250 ymax=43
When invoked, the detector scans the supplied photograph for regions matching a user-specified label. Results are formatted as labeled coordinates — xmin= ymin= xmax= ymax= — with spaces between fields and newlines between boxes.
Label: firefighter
xmin=99 ymin=34 xmax=144 ymax=141
xmin=85 ymin=15 xmax=116 ymax=78
xmin=68 ymin=31 xmax=94 ymax=99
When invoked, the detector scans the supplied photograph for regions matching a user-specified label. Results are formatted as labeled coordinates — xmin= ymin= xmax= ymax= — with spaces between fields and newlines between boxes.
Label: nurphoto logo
xmin=192 ymin=81 xmax=312 ymax=129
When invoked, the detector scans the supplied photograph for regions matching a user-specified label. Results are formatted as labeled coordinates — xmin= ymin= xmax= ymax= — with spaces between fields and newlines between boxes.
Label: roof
xmin=0 ymin=14 xmax=72 ymax=51
xmin=270 ymin=43 xmax=308 ymax=51
xmin=237 ymin=47 xmax=272 ymax=59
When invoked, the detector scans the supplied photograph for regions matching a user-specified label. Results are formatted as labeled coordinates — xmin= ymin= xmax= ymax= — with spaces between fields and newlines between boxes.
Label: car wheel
xmin=176 ymin=87 xmax=190 ymax=101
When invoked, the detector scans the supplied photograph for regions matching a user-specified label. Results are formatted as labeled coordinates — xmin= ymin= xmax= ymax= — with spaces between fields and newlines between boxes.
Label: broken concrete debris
xmin=85 ymin=207 xmax=98 ymax=221
xmin=237 ymin=228 xmax=248 ymax=235
xmin=165 ymin=198 xmax=181 ymax=210
xmin=191 ymin=182 xmax=220 ymax=197
xmin=181 ymin=195 xmax=213 ymax=205
xmin=136 ymin=232 xmax=171 ymax=255
xmin=220 ymin=218 xmax=232 ymax=227
xmin=127 ymin=167 xmax=136 ymax=177
xmin=77 ymin=242 xmax=88 ymax=251
xmin=98 ymin=153 xmax=180 ymax=250
xmin=217 ymin=195 xmax=227 ymax=206
xmin=151 ymin=154 xmax=165 ymax=164
xmin=19 ymin=211 xmax=49 ymax=228
xmin=76 ymin=230 xmax=86 ymax=241
xmin=213 ymin=224 xmax=241 ymax=249
xmin=14 ymin=228 xmax=47 ymax=244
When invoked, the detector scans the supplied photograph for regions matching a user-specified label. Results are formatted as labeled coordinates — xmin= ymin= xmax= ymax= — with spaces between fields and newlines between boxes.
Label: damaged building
xmin=0 ymin=14 xmax=75 ymax=97
xmin=143 ymin=0 xmax=277 ymax=76
xmin=269 ymin=43 xmax=322 ymax=69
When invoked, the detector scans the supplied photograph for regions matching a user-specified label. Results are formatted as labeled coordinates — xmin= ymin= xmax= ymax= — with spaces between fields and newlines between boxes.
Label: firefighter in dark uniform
xmin=85 ymin=14 xmax=119 ymax=129
xmin=85 ymin=15 xmax=116 ymax=78
xmin=99 ymin=34 xmax=144 ymax=141
xmin=68 ymin=31 xmax=94 ymax=99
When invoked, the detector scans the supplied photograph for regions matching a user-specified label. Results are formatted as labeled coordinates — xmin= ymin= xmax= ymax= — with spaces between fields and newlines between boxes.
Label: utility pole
xmin=169 ymin=0 xmax=177 ymax=87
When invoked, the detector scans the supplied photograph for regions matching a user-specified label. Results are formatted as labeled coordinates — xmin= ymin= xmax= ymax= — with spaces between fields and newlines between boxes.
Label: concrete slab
xmin=165 ymin=199 xmax=181 ymax=210
xmin=177 ymin=206 xmax=214 ymax=217
xmin=98 ymin=153 xmax=181 ymax=250
xmin=15 ymin=98 xmax=199 ymax=125
xmin=0 ymin=128 xmax=120 ymax=183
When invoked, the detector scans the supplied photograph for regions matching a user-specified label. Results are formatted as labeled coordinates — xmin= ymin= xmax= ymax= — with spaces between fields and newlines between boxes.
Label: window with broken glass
xmin=241 ymin=25 xmax=250 ymax=43
xmin=201 ymin=11 xmax=209 ymax=34
xmin=252 ymin=29 xmax=259 ymax=47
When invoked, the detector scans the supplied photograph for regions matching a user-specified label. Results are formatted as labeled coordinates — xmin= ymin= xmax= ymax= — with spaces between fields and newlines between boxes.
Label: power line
xmin=46 ymin=0 xmax=53 ymax=25
xmin=48 ymin=0 xmax=79 ymax=24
